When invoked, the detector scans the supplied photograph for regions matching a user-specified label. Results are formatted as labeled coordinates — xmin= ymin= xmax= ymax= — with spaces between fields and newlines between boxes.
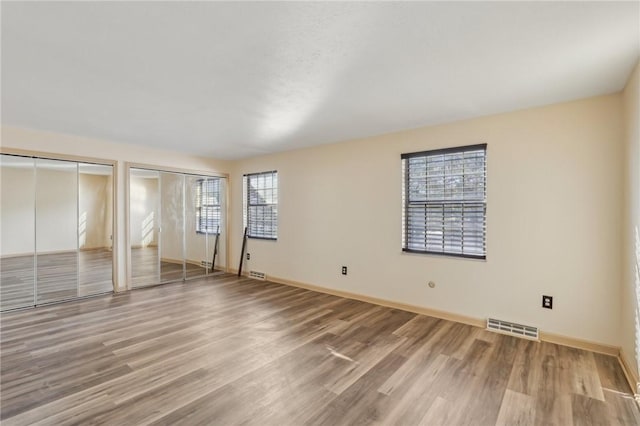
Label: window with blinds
xmin=196 ymin=178 xmax=221 ymax=234
xmin=243 ymin=170 xmax=278 ymax=240
xmin=402 ymin=144 xmax=487 ymax=259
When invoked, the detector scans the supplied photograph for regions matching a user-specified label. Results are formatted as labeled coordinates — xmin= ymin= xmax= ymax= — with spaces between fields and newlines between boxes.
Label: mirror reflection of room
xmin=129 ymin=167 xmax=226 ymax=288
xmin=0 ymin=154 xmax=36 ymax=311
xmin=130 ymin=168 xmax=161 ymax=288
xmin=35 ymin=158 xmax=79 ymax=305
xmin=0 ymin=154 xmax=114 ymax=311
xmin=78 ymin=163 xmax=114 ymax=296
xmin=159 ymin=171 xmax=185 ymax=283
xmin=185 ymin=175 xmax=224 ymax=279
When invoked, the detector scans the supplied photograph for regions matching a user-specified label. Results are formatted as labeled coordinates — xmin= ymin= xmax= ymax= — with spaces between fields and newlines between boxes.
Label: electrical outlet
xmin=341 ymin=266 xmax=347 ymax=275
xmin=542 ymin=295 xmax=553 ymax=309
xmin=246 ymin=253 xmax=250 ymax=260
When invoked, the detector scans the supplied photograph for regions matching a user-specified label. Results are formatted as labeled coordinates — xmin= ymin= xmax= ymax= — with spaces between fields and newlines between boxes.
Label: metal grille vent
xmin=249 ymin=270 xmax=266 ymax=280
xmin=487 ymin=318 xmax=539 ymax=340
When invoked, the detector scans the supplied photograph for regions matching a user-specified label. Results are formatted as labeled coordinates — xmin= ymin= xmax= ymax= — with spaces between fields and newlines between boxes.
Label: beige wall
xmin=1 ymin=162 xmax=112 ymax=256
xmin=622 ymin=60 xmax=640 ymax=382
xmin=159 ymin=172 xmax=183 ymax=262
xmin=1 ymin=126 xmax=231 ymax=289
xmin=1 ymin=165 xmax=77 ymax=255
xmin=35 ymin=165 xmax=78 ymax=253
xmin=79 ymin=173 xmax=112 ymax=250
xmin=0 ymin=164 xmax=35 ymax=256
xmin=129 ymin=175 xmax=159 ymax=248
xmin=230 ymin=94 xmax=624 ymax=347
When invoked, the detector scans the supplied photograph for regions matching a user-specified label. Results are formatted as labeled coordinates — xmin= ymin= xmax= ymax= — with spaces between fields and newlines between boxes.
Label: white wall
xmin=1 ymin=125 xmax=230 ymax=290
xmin=621 ymin=61 xmax=640 ymax=382
xmin=230 ymin=94 xmax=624 ymax=347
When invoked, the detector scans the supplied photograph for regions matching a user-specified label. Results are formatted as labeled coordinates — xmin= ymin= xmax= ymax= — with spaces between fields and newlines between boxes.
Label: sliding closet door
xmin=215 ymin=177 xmax=227 ymax=273
xmin=185 ymin=175 xmax=207 ymax=279
xmin=130 ymin=168 xmax=161 ymax=288
xmin=78 ymin=163 xmax=114 ymax=296
xmin=208 ymin=177 xmax=226 ymax=274
xmin=183 ymin=175 xmax=226 ymax=280
xmin=159 ymin=172 xmax=185 ymax=283
xmin=35 ymin=158 xmax=78 ymax=305
xmin=0 ymin=155 xmax=36 ymax=310
xmin=129 ymin=168 xmax=227 ymax=287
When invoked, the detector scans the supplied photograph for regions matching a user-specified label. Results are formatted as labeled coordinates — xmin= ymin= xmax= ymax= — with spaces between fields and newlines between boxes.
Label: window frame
xmin=243 ymin=170 xmax=278 ymax=241
xmin=401 ymin=143 xmax=487 ymax=260
xmin=195 ymin=178 xmax=221 ymax=235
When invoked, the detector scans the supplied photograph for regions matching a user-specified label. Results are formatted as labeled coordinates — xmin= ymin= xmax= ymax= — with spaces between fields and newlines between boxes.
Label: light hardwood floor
xmin=1 ymin=274 xmax=638 ymax=425
xmin=0 ymin=249 xmax=113 ymax=311
xmin=1 ymin=247 xmax=220 ymax=311
xmin=131 ymin=246 xmax=221 ymax=288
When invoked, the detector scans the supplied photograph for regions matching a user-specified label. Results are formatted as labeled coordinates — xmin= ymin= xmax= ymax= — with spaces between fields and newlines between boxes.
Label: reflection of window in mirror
xmin=195 ymin=178 xmax=221 ymax=235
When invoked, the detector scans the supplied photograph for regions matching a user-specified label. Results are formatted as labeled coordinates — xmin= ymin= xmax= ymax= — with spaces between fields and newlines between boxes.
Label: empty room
xmin=1 ymin=1 xmax=639 ymax=425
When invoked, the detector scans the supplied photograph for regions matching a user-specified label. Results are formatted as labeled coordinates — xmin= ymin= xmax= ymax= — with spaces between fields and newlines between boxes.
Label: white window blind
xmin=243 ymin=170 xmax=278 ymax=240
xmin=196 ymin=178 xmax=221 ymax=234
xmin=402 ymin=144 xmax=487 ymax=259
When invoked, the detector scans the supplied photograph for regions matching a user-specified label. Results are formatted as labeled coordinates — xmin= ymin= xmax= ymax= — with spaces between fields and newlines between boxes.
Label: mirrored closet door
xmin=129 ymin=167 xmax=226 ymax=288
xmin=160 ymin=172 xmax=185 ymax=283
xmin=189 ymin=174 xmax=226 ymax=277
xmin=185 ymin=175 xmax=225 ymax=280
xmin=35 ymin=158 xmax=78 ymax=305
xmin=0 ymin=155 xmax=36 ymax=311
xmin=0 ymin=154 xmax=114 ymax=311
xmin=129 ymin=168 xmax=161 ymax=288
xmin=78 ymin=163 xmax=114 ymax=296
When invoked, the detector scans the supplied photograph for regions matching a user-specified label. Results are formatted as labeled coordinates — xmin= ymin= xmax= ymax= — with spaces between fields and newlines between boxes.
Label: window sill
xmin=402 ymin=248 xmax=486 ymax=261
xmin=248 ymin=236 xmax=277 ymax=241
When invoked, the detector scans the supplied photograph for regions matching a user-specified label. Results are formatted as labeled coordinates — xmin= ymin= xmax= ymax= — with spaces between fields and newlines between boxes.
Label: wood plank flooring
xmin=131 ymin=247 xmax=219 ymax=288
xmin=1 ymin=274 xmax=638 ymax=425
xmin=1 ymin=247 xmax=219 ymax=311
xmin=0 ymin=249 xmax=113 ymax=311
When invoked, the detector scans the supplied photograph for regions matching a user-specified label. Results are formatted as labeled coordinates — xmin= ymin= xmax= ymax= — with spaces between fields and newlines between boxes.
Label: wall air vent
xmin=249 ymin=270 xmax=266 ymax=281
xmin=487 ymin=318 xmax=539 ymax=340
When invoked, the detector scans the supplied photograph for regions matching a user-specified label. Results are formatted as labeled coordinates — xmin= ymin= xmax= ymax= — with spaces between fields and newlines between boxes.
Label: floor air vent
xmin=487 ymin=318 xmax=539 ymax=340
xmin=249 ymin=270 xmax=266 ymax=280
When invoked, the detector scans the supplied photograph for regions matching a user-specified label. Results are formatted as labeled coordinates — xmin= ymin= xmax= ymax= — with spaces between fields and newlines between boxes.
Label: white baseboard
xmin=619 ymin=349 xmax=640 ymax=403
xmin=230 ymin=269 xmax=628 ymax=368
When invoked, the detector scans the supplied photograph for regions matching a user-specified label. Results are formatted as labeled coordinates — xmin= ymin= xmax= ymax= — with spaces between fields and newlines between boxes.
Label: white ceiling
xmin=2 ymin=2 xmax=639 ymax=160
